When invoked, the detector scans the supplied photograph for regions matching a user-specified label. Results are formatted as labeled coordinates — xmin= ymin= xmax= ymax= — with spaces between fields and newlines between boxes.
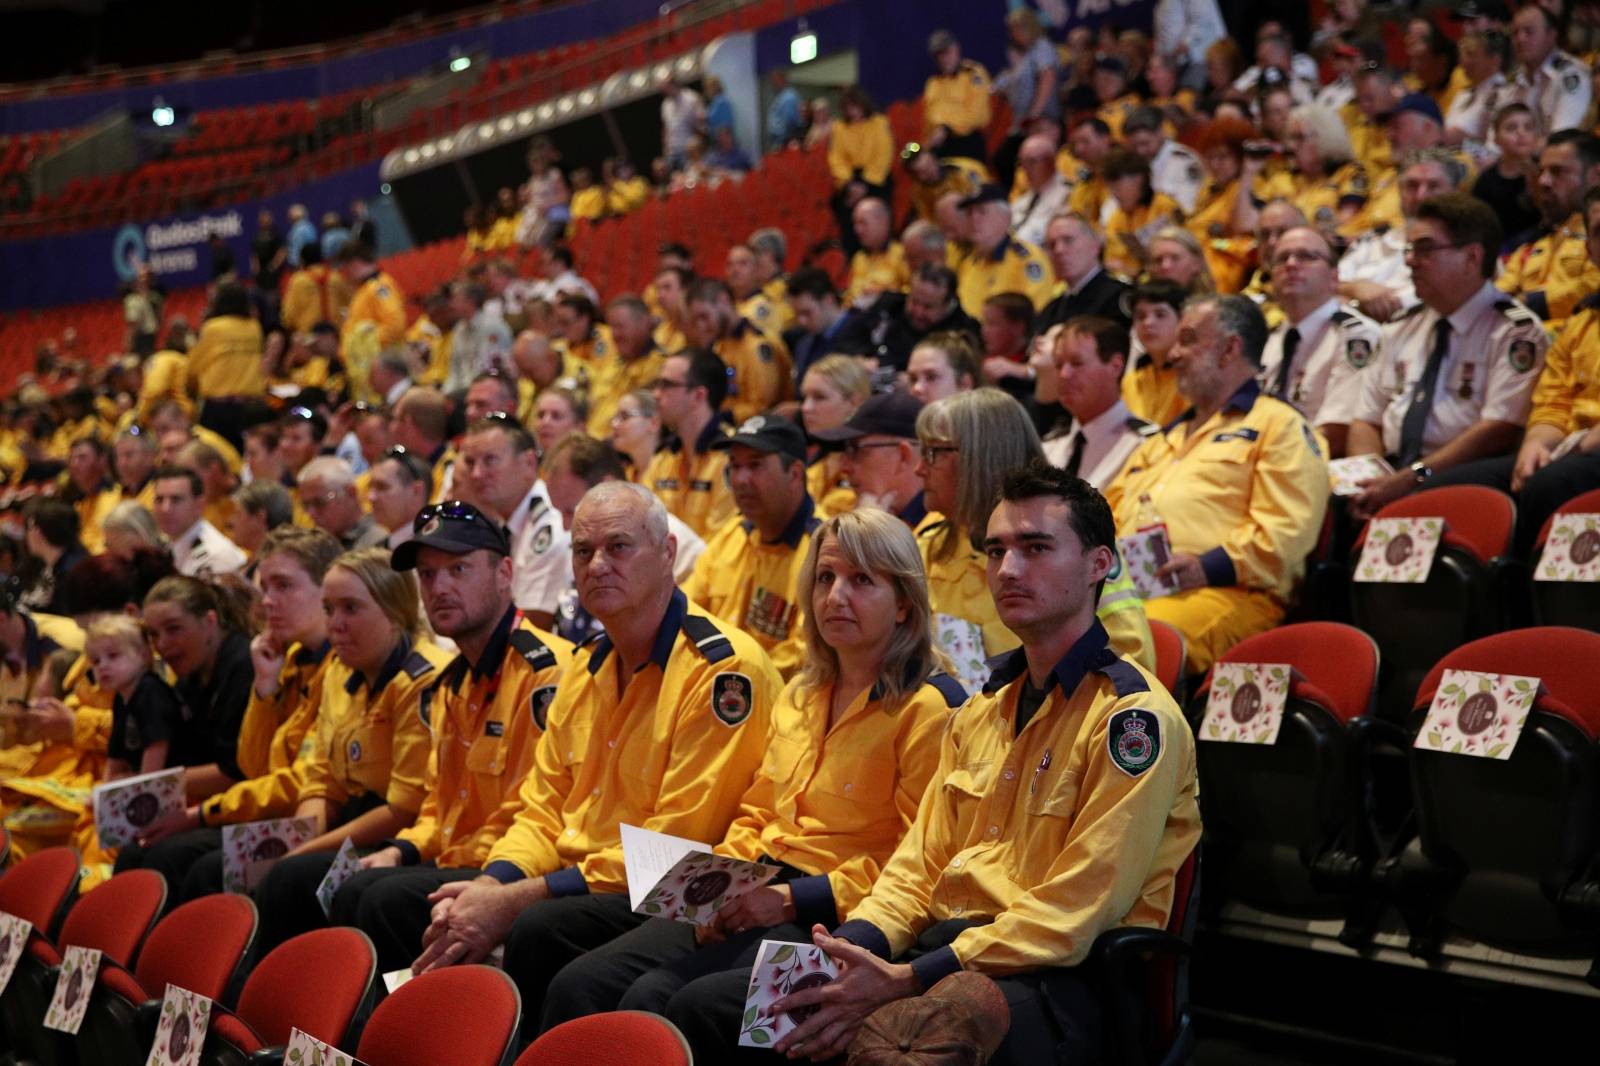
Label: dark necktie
xmin=1272 ymin=327 xmax=1300 ymax=399
xmin=1397 ymin=318 xmax=1451 ymax=466
xmin=1064 ymin=429 xmax=1087 ymax=478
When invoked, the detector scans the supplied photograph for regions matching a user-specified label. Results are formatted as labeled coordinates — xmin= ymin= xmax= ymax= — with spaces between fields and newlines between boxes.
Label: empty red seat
xmin=1531 ymin=487 xmax=1600 ymax=632
xmin=202 ymin=927 xmax=375 ymax=1063
xmin=355 ymin=966 xmax=520 ymax=1066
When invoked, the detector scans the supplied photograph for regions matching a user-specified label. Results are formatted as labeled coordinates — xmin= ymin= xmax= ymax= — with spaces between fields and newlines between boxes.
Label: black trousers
xmin=934 ymin=130 xmax=988 ymax=163
xmin=333 ymin=866 xmax=481 ymax=975
xmin=540 ymin=914 xmax=708 ymax=1031
xmin=113 ymin=827 xmax=221 ymax=908
xmin=657 ymin=919 xmax=1102 ymax=1066
xmin=1426 ymin=448 xmax=1600 ymax=558
xmin=501 ymin=893 xmax=650 ymax=1043
xmin=252 ymin=851 xmax=344 ymax=958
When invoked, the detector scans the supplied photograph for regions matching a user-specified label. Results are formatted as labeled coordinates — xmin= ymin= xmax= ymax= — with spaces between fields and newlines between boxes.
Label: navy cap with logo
xmin=709 ymin=414 xmax=809 ymax=465
xmin=812 ymin=389 xmax=923 ymax=442
xmin=1381 ymin=92 xmax=1443 ymax=126
xmin=392 ymin=500 xmax=511 ymax=571
xmin=958 ymin=183 xmax=1010 ymax=210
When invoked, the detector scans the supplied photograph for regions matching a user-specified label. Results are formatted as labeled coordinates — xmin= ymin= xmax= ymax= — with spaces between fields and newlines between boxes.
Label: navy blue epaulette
xmin=680 ymin=613 xmax=735 ymax=663
xmin=509 ymin=628 xmax=559 ymax=672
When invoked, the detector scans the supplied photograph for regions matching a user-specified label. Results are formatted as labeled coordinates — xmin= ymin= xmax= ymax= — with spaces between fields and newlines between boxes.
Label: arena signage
xmin=113 ymin=212 xmax=245 ymax=283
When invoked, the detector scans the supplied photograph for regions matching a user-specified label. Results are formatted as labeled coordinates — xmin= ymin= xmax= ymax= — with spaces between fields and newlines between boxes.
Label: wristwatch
xmin=1409 ymin=461 xmax=1432 ymax=484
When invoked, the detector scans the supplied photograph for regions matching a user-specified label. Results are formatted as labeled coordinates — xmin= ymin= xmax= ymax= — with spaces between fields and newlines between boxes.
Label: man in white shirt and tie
xmin=1010 ymin=134 xmax=1072 ymax=247
xmin=1510 ymin=4 xmax=1591 ymax=136
xmin=152 ymin=465 xmax=247 ymax=577
xmin=1040 ymin=316 xmax=1157 ymax=487
xmin=1258 ymin=227 xmax=1383 ymax=458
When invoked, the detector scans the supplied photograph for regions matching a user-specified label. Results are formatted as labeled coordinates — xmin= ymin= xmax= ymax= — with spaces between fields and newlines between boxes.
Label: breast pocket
xmin=464 ymin=734 xmax=506 ymax=777
xmin=940 ymin=764 xmax=990 ymax=830
xmin=762 ymin=733 xmax=807 ymax=783
xmin=813 ymin=754 xmax=898 ymax=811
xmin=1024 ymin=768 xmax=1082 ymax=819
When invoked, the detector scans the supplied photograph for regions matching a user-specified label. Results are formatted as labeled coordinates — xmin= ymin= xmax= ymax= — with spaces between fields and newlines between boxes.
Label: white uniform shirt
xmin=1258 ymin=297 xmax=1383 ymax=429
xmin=1358 ymin=282 xmax=1547 ymax=457
xmin=1513 ymin=51 xmax=1592 ymax=138
xmin=1339 ymin=228 xmax=1417 ymax=317
xmin=1445 ymin=71 xmax=1512 ymax=145
xmin=172 ymin=519 xmax=247 ymax=578
xmin=1151 ymin=139 xmax=1206 ymax=214
xmin=508 ymin=480 xmax=571 ymax=616
xmin=1041 ymin=399 xmax=1156 ymax=489
xmin=1011 ymin=173 xmax=1073 ymax=248
xmin=1314 ymin=75 xmax=1355 ymax=113
xmin=665 ymin=511 xmax=707 ymax=582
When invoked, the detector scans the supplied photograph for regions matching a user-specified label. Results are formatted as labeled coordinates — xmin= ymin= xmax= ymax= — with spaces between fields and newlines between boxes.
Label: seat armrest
xmin=133 ymin=998 xmax=163 ymax=1048
xmin=247 ymin=1046 xmax=287 ymax=1066
xmin=1091 ymin=927 xmax=1191 ymax=964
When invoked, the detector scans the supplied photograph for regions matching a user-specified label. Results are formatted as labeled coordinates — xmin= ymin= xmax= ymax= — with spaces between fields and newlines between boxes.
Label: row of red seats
xmin=0 ymin=844 xmax=694 ymax=1064
xmin=0 ymin=130 xmax=66 ymax=179
xmin=175 ymin=92 xmax=369 ymax=158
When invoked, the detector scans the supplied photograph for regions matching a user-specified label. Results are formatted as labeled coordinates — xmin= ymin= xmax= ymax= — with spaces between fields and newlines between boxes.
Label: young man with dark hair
xmin=1038 ymin=316 xmax=1155 ymax=487
xmin=152 ymin=464 xmax=247 ymax=577
xmin=730 ymin=458 xmax=1197 ymax=1066
xmin=644 ymin=349 xmax=736 ymax=537
xmin=686 ymin=278 xmax=794 ymax=423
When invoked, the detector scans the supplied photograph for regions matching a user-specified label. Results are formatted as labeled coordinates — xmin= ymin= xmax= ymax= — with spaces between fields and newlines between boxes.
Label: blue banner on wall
xmin=0 ymin=163 xmax=381 ymax=311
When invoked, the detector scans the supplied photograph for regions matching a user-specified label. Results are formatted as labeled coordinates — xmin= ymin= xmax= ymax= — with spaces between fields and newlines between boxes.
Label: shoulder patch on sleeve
xmin=402 ymin=650 xmax=433 ymax=680
xmin=529 ymin=684 xmax=558 ymax=731
xmin=531 ymin=524 xmax=554 ymax=555
xmin=1095 ymin=659 xmax=1151 ymax=699
xmin=681 ymin=613 xmax=735 ymax=663
xmin=1025 ymin=260 xmax=1044 ymax=282
xmin=711 ymin=672 xmax=754 ymax=727
xmin=926 ymin=672 xmax=970 ymax=708
xmin=1301 ymin=419 xmax=1323 ymax=457
xmin=418 ymin=684 xmax=437 ymax=733
xmin=1107 ymin=708 xmax=1162 ymax=777
xmin=509 ymin=628 xmax=558 ymax=672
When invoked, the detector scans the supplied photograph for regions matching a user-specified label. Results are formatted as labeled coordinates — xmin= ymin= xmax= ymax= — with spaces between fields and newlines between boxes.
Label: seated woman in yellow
xmin=110 ymin=528 xmax=342 ymax=891
xmin=1283 ymin=103 xmax=1371 ymax=237
xmin=249 ymin=546 xmax=450 ymax=954
xmin=535 ymin=508 xmax=963 ymax=1046
xmin=1102 ymin=145 xmax=1184 ymax=279
xmin=798 ymin=355 xmax=868 ymax=517
xmin=913 ymin=388 xmax=1154 ymax=693
xmin=1187 ymin=117 xmax=1295 ymax=293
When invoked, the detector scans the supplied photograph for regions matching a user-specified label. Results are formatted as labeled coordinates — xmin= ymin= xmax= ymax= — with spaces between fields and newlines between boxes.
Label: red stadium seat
xmin=1530 ymin=487 xmax=1600 ymax=632
xmin=200 ymin=927 xmax=375 ymax=1064
xmin=1383 ymin=628 xmax=1600 ymax=963
xmin=1350 ymin=486 xmax=1517 ymax=720
xmin=354 ymin=966 xmax=519 ymax=1066
xmin=1092 ymin=847 xmax=1199 ymax=1066
xmin=515 ymin=1011 xmax=692 ymax=1066
xmin=1192 ymin=624 xmax=1386 ymax=943
xmin=78 ymin=893 xmax=257 ymax=1066
xmin=1149 ymin=619 xmax=1187 ymax=703
xmin=0 ymin=846 xmax=80 ymax=937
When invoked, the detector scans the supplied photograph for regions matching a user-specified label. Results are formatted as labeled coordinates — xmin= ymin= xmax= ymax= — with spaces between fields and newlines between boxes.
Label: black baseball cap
xmin=710 ymin=414 xmax=808 ymax=464
xmin=392 ymin=500 xmax=511 ymax=570
xmin=812 ymin=389 xmax=923 ymax=442
xmin=958 ymin=183 xmax=1009 ymax=210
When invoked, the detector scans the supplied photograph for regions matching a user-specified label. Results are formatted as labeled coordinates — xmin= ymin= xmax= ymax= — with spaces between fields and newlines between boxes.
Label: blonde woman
xmin=538 ymin=509 xmax=964 ymax=1063
xmin=534 ymin=385 xmax=590 ymax=456
xmin=799 ymin=355 xmax=870 ymax=516
xmin=252 ymin=545 xmax=451 ymax=954
xmin=100 ymin=500 xmax=166 ymax=563
xmin=916 ymin=388 xmax=1153 ymax=690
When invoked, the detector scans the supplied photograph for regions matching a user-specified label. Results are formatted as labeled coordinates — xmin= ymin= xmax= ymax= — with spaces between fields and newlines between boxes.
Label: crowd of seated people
xmin=4 ymin=0 xmax=1600 ymax=1060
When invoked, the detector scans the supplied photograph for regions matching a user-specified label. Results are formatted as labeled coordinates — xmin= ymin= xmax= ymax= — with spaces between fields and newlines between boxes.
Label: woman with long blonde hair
xmin=536 ymin=509 xmax=963 ymax=1062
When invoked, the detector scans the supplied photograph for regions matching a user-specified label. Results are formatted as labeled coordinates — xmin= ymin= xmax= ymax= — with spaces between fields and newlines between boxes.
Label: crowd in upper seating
xmin=4 ymin=0 xmax=1600 ymax=1060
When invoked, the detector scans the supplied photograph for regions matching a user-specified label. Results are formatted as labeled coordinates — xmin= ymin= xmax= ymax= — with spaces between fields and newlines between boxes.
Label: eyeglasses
xmin=1403 ymin=241 xmax=1461 ymax=258
xmin=1271 ymin=249 xmax=1332 ymax=268
xmin=652 ymin=378 xmax=691 ymax=391
xmin=610 ymin=409 xmax=645 ymax=424
xmin=843 ymin=440 xmax=904 ymax=458
xmin=920 ymin=443 xmax=959 ymax=465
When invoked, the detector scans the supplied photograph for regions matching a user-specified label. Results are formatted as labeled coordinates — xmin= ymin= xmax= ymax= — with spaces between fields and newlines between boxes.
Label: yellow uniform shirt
xmin=342 ymin=270 xmax=408 ymax=390
xmin=0 ymin=613 xmax=82 ymax=773
xmin=486 ymin=215 xmax=519 ymax=250
xmin=1067 ymin=174 xmax=1109 ymax=228
xmin=570 ymin=186 xmax=608 ymax=223
xmin=681 ymin=498 xmax=821 ymax=678
xmin=199 ymin=642 xmax=333 ymax=827
xmin=839 ymin=623 xmax=1200 ymax=977
xmin=653 ymin=320 xmax=690 ymax=356
xmin=608 ymin=177 xmax=651 ymax=215
xmin=643 ymin=419 xmax=736 ymax=538
xmin=137 ymin=351 xmax=192 ymax=420
xmin=720 ymin=671 xmax=964 ymax=925
xmin=1528 ymin=297 xmax=1600 ymax=436
xmin=1106 ymin=379 xmax=1330 ymax=605
xmin=1344 ymin=108 xmax=1391 ymax=174
xmin=1097 ymin=93 xmax=1143 ymax=140
xmin=737 ymin=290 xmax=789 ymax=337
xmin=714 ymin=318 xmax=794 ymax=424
xmin=1290 ymin=161 xmax=1370 ymax=232
xmin=554 ymin=324 xmax=617 ymax=390
xmin=1103 ymin=193 xmax=1184 ymax=280
xmin=296 ymin=641 xmax=451 ymax=815
xmin=956 ymin=236 xmax=1054 ymax=318
xmin=72 ymin=486 xmax=119 ymax=555
xmin=1122 ymin=351 xmax=1187 ymax=427
xmin=1497 ymin=213 xmax=1600 ymax=331
xmin=395 ymin=613 xmax=573 ymax=868
xmin=909 ymin=158 xmax=991 ymax=225
xmin=923 ymin=61 xmax=993 ymax=137
xmin=586 ymin=347 xmax=667 ymax=439
xmin=828 ymin=115 xmax=895 ymax=188
xmin=482 ymin=591 xmax=781 ymax=892
xmin=281 ymin=265 xmax=354 ymax=335
xmin=806 ymin=456 xmax=855 ymax=518
xmin=186 ymin=315 xmax=265 ymax=399
xmin=193 ymin=426 xmax=244 ymax=478
xmin=846 ymin=243 xmax=912 ymax=304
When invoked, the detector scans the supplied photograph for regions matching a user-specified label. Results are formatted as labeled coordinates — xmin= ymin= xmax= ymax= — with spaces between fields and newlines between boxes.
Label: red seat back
xmin=234 ymin=927 xmax=375 ymax=1048
xmin=355 ymin=966 xmax=519 ymax=1066
xmin=1149 ymin=620 xmax=1185 ymax=697
xmin=1214 ymin=622 xmax=1379 ymax=724
xmin=0 ymin=847 xmax=79 ymax=934
xmin=1413 ymin=627 xmax=1600 ymax=739
xmin=515 ymin=1011 xmax=692 ymax=1066
xmin=1365 ymin=485 xmax=1515 ymax=564
xmin=1534 ymin=486 xmax=1600 ymax=548
xmin=131 ymin=894 xmax=257 ymax=1003
xmin=53 ymin=870 xmax=165 ymax=967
